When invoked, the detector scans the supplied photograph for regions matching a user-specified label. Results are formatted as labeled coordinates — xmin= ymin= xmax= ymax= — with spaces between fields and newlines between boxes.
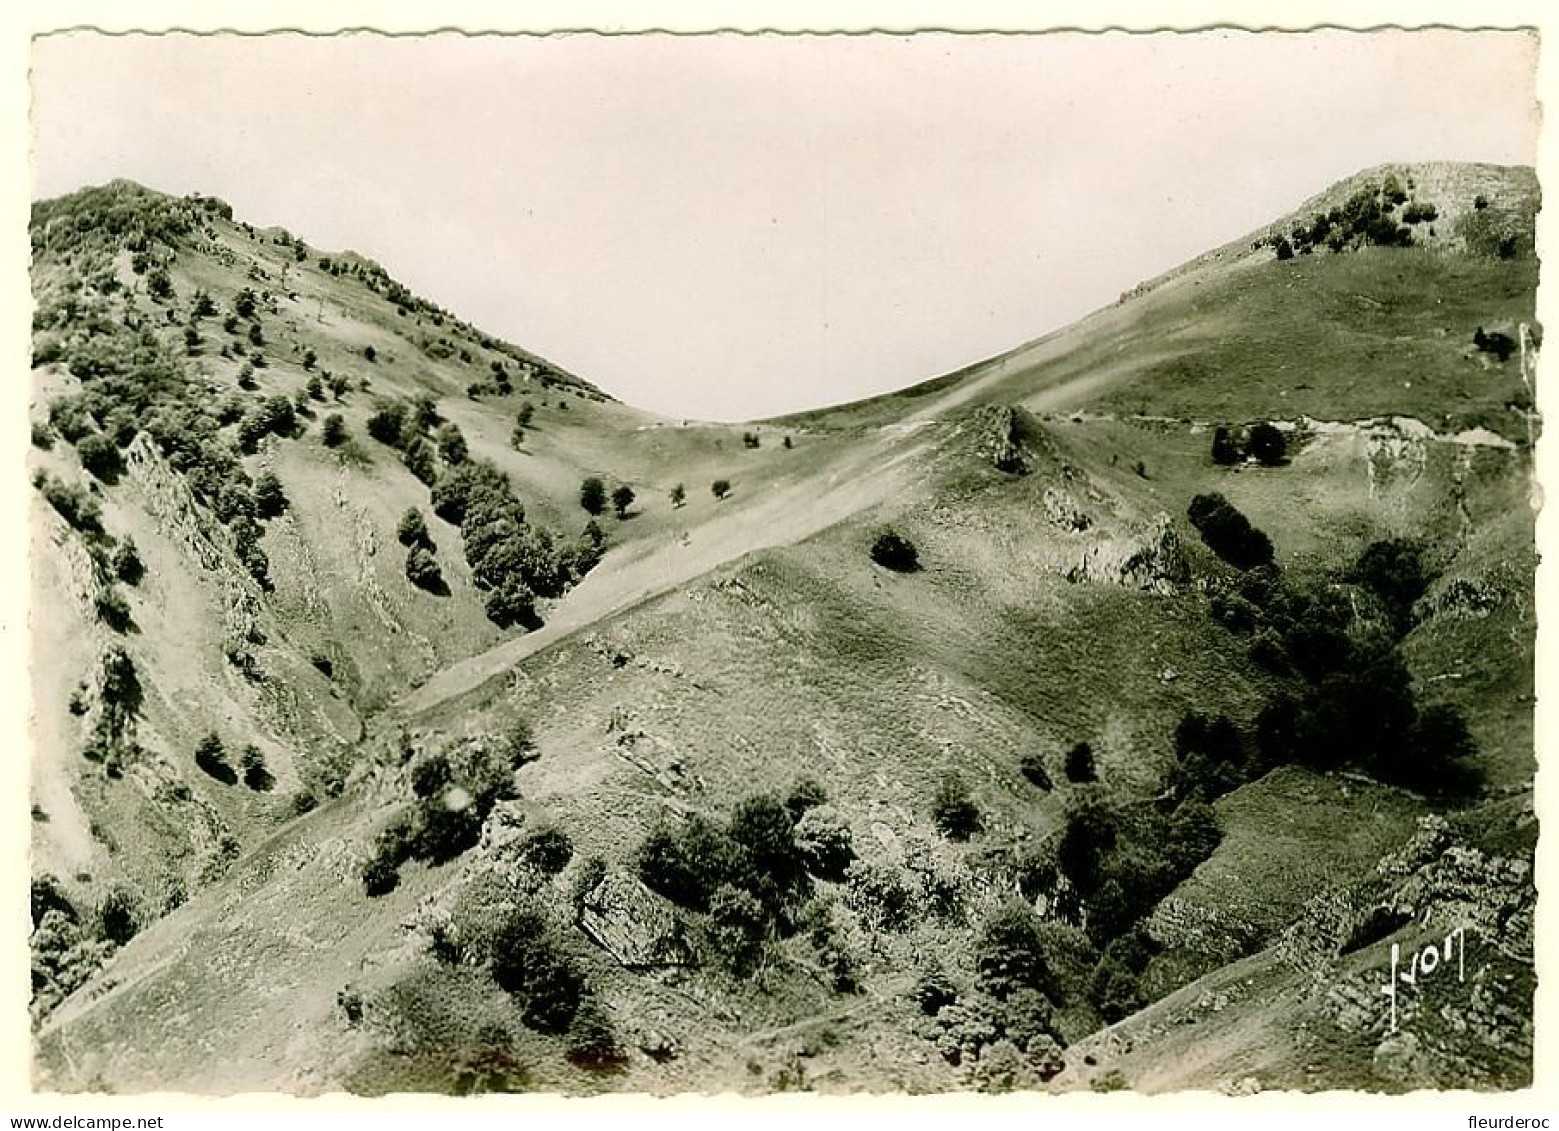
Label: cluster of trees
xmin=397 ymin=507 xmax=447 ymax=594
xmin=33 ymin=471 xmax=146 ymax=638
xmin=192 ymin=732 xmax=273 ymax=791
xmin=1187 ymin=493 xmax=1274 ymax=570
xmin=1210 ymin=422 xmax=1287 ymax=467
xmin=361 ymin=728 xmax=536 ymax=896
xmin=30 ymin=875 xmax=144 ymax=1021
xmin=433 ymin=459 xmax=603 ymax=627
xmin=579 ymin=477 xmax=635 ymax=519
xmin=1205 ymin=538 xmax=1481 ymax=799
xmin=634 ymin=780 xmax=855 ymax=977
xmin=1261 ymin=178 xmax=1427 ymax=259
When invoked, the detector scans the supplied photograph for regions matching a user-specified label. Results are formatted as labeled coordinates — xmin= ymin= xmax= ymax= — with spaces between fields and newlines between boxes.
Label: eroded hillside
xmin=29 ymin=165 xmax=1538 ymax=1095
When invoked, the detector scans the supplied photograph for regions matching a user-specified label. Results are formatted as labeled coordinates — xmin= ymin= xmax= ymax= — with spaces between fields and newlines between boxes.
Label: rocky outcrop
xmin=1065 ymin=514 xmax=1189 ymax=594
xmin=971 ymin=404 xmax=1029 ymax=474
xmin=578 ymin=871 xmax=694 ymax=969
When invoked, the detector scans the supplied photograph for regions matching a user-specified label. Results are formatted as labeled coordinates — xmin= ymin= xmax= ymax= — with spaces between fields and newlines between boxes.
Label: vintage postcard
xmin=12 ymin=10 xmax=1549 ymax=1107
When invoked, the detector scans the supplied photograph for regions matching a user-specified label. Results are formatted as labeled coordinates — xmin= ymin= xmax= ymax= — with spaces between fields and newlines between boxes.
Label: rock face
xmin=1066 ymin=514 xmax=1189 ymax=595
xmin=579 ymin=871 xmax=693 ymax=970
xmin=971 ymin=404 xmax=1029 ymax=474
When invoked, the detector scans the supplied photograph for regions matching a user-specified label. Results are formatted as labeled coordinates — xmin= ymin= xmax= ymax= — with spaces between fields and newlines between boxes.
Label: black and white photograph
xmin=17 ymin=18 xmax=1546 ymax=1102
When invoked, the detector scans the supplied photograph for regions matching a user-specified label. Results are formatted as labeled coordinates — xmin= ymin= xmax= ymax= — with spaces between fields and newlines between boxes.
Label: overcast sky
xmin=30 ymin=30 xmax=1539 ymax=420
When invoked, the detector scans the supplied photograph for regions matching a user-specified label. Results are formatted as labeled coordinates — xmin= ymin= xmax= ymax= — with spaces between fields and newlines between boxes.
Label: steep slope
xmin=29 ymin=164 xmax=1537 ymax=1095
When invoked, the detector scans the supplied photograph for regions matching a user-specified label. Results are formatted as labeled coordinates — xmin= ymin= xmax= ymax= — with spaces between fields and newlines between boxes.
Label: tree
xmin=1064 ymin=742 xmax=1097 ymax=783
xmin=240 ymin=744 xmax=274 ymax=791
xmin=1187 ymin=493 xmax=1275 ymax=571
xmin=931 ymin=774 xmax=981 ymax=841
xmin=1274 ymin=237 xmax=1294 ymax=261
xmin=321 ymin=413 xmax=348 ymax=448
xmin=436 ymin=422 xmax=469 ymax=465
xmin=366 ymin=401 xmax=408 ymax=447
xmin=76 ymin=433 xmax=123 ymax=484
xmin=870 ymin=531 xmax=919 ymax=572
xmin=579 ymin=477 xmax=607 ymax=515
xmin=402 ymin=438 xmax=437 ymax=486
xmin=611 ymin=484 xmax=636 ymax=519
xmin=194 ymin=732 xmax=236 ymax=785
xmin=302 ymin=348 xmax=317 ymax=371
xmin=519 ymin=827 xmax=574 ymax=875
xmin=1019 ymin=752 xmax=1053 ymax=790
xmin=706 ymin=884 xmax=769 ymax=976
xmin=976 ymin=899 xmax=1061 ymax=1002
xmin=405 ymin=545 xmax=445 ymax=593
xmin=253 ymin=471 xmax=288 ymax=518
xmin=1247 ymin=423 xmax=1287 ymax=466
xmin=111 ymin=540 xmax=145 ymax=586
xmin=1211 ymin=426 xmax=1241 ymax=466
xmin=95 ymin=588 xmax=133 ymax=633
xmin=397 ymin=507 xmax=431 ymax=548
xmin=795 ymin=806 xmax=855 ymax=881
xmin=711 ymin=479 xmax=732 ymax=500
xmin=510 ymin=422 xmax=525 ymax=450
xmin=670 ymin=483 xmax=686 ymax=508
xmin=517 ymin=401 xmax=535 ymax=428
xmin=97 ymin=886 xmax=140 ymax=946
xmin=363 ymin=344 xmax=377 ymax=363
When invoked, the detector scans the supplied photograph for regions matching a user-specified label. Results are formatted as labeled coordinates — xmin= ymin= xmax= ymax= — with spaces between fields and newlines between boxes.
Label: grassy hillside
xmin=28 ymin=164 xmax=1537 ymax=1094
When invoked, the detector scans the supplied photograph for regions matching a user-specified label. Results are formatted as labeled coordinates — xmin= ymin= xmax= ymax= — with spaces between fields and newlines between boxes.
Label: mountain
xmin=27 ymin=164 xmax=1537 ymax=1095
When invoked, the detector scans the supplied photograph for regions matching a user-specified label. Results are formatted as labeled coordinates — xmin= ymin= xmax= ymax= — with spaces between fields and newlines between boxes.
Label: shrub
xmin=240 ymin=744 xmax=274 ymax=791
xmin=1350 ymin=538 xmax=1431 ymax=635
xmin=194 ymin=732 xmax=236 ymax=785
xmin=363 ymin=345 xmax=377 ymax=363
xmin=35 ymin=472 xmax=104 ymax=535
xmin=711 ymin=479 xmax=731 ymax=500
xmin=578 ymin=477 xmax=606 ymax=515
xmin=1064 ymin=742 xmax=1096 ymax=783
xmin=1211 ymin=426 xmax=1241 ymax=465
xmin=490 ymin=908 xmax=585 ymax=1033
xmin=1020 ymin=752 xmax=1053 ymax=790
xmin=670 ymin=483 xmax=686 ymax=508
xmin=706 ymin=884 xmax=769 ymax=975
xmin=844 ymin=860 xmax=914 ymax=931
xmin=931 ymin=774 xmax=981 ymax=840
xmin=402 ymin=438 xmax=437 ymax=485
xmin=784 ymin=777 xmax=828 ymax=821
xmin=94 ymin=588 xmax=133 ymax=633
xmin=96 ymin=886 xmax=140 ymax=946
xmin=253 ymin=471 xmax=288 ymax=518
xmin=870 ymin=530 xmax=919 ymax=572
xmin=976 ymin=899 xmax=1061 ymax=1001
xmin=397 ymin=507 xmax=432 ymax=548
xmin=76 ymin=433 xmax=124 ymax=484
xmin=366 ymin=401 xmax=409 ymax=448
xmin=611 ymin=484 xmax=635 ymax=519
xmin=794 ymin=806 xmax=856 ymax=881
xmin=1273 ymin=237 xmax=1293 ymax=261
xmin=1187 ymin=493 xmax=1274 ymax=570
xmin=405 ymin=545 xmax=445 ymax=593
xmin=1247 ymin=423 xmax=1287 ymax=466
xmin=321 ymin=414 xmax=348 ymax=447
xmin=303 ymin=349 xmax=317 ymax=371
xmin=518 ymin=827 xmax=574 ymax=876
xmin=436 ymin=422 xmax=469 ymax=466
xmin=566 ymin=996 xmax=625 ymax=1070
xmin=635 ymin=814 xmax=742 ymax=911
xmin=516 ymin=401 xmax=535 ymax=427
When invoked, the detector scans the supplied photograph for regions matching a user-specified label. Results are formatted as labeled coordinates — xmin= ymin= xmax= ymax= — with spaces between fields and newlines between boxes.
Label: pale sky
xmin=30 ymin=30 xmax=1540 ymax=420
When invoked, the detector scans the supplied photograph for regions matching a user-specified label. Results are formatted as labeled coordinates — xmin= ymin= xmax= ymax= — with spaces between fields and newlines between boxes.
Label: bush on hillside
xmin=1063 ymin=742 xmax=1096 ymax=784
xmin=1187 ymin=493 xmax=1274 ymax=571
xmin=194 ymin=732 xmax=236 ymax=785
xmin=870 ymin=530 xmax=920 ymax=572
xmin=321 ymin=413 xmax=348 ymax=448
xmin=397 ymin=507 xmax=432 ymax=548
xmin=611 ymin=484 xmax=635 ymax=519
xmin=1247 ymin=423 xmax=1287 ymax=466
xmin=76 ymin=433 xmax=124 ymax=484
xmin=405 ymin=545 xmax=446 ymax=593
xmin=931 ymin=774 xmax=981 ymax=841
xmin=1210 ymin=426 xmax=1240 ymax=465
xmin=711 ymin=479 xmax=732 ymax=500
